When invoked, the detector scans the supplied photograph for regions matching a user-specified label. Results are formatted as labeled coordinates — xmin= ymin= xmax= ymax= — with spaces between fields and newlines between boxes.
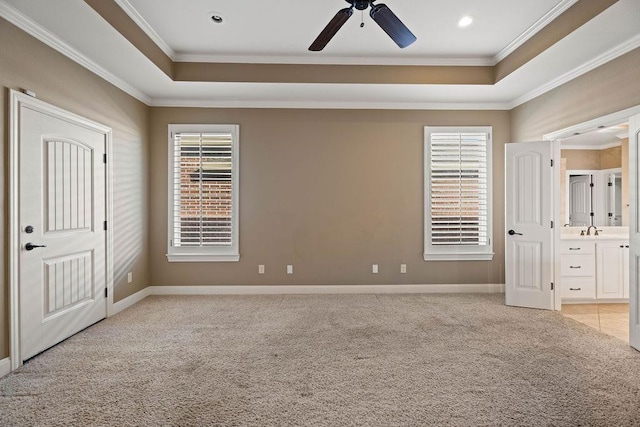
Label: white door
xmin=505 ymin=141 xmax=556 ymax=310
xmin=19 ymin=104 xmax=107 ymax=361
xmin=569 ymin=174 xmax=592 ymax=226
xmin=629 ymin=113 xmax=640 ymax=350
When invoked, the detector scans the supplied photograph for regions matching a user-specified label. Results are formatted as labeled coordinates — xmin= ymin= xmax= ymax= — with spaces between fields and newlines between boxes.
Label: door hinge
xmin=105 ymin=288 xmax=108 ymax=298
xmin=551 ymin=282 xmax=554 ymax=291
xmin=550 ymin=159 xmax=554 ymax=167
xmin=590 ymin=212 xmax=595 ymax=217
xmin=103 ymin=153 xmax=107 ymax=164
xmin=103 ymin=221 xmax=107 ymax=231
xmin=608 ymin=182 xmax=613 ymax=187
xmin=551 ymin=221 xmax=554 ymax=229
xmin=590 ymin=182 xmax=594 ymax=188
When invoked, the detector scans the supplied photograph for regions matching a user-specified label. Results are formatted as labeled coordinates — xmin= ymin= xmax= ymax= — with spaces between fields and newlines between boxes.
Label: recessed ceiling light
xmin=458 ymin=16 xmax=473 ymax=28
xmin=208 ymin=12 xmax=225 ymax=24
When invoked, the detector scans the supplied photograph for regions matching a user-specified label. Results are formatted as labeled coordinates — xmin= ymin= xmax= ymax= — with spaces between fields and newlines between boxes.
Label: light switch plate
xmin=372 ymin=264 xmax=379 ymax=274
xmin=287 ymin=265 xmax=293 ymax=274
xmin=258 ymin=265 xmax=265 ymax=274
xmin=127 ymin=272 xmax=132 ymax=283
xmin=400 ymin=264 xmax=407 ymax=274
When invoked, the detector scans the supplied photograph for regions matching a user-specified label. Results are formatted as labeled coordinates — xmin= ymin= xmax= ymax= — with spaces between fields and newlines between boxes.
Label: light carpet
xmin=2 ymin=293 xmax=640 ymax=426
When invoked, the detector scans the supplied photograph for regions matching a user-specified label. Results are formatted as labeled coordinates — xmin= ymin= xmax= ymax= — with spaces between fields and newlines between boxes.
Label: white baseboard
xmin=111 ymin=287 xmax=152 ymax=315
xmin=149 ymin=283 xmax=505 ymax=296
xmin=0 ymin=357 xmax=11 ymax=378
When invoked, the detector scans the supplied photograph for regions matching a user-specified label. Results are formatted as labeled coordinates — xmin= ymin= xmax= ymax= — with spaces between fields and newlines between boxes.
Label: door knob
xmin=25 ymin=243 xmax=47 ymax=251
xmin=508 ymin=230 xmax=523 ymax=236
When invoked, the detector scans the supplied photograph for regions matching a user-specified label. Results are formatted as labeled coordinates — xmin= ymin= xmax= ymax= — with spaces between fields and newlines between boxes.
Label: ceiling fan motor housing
xmin=349 ymin=0 xmax=372 ymax=11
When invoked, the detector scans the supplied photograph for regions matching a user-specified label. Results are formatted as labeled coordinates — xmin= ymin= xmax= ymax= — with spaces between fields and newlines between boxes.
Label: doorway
xmin=544 ymin=104 xmax=640 ymax=350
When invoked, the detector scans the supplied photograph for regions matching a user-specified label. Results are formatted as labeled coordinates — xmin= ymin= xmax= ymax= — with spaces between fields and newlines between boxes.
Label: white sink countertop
xmin=560 ymin=226 xmax=629 ymax=240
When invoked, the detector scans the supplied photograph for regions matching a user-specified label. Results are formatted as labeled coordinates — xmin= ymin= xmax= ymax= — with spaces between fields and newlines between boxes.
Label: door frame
xmin=8 ymin=89 xmax=114 ymax=371
xmin=543 ymin=104 xmax=640 ymax=313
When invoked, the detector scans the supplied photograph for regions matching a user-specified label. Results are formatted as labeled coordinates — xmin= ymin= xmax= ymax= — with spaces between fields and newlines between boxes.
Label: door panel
xmin=505 ymin=141 xmax=555 ymax=310
xmin=19 ymin=106 xmax=106 ymax=361
xmin=629 ymin=113 xmax=640 ymax=350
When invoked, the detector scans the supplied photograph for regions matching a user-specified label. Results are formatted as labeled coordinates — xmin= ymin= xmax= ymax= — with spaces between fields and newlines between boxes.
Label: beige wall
xmin=561 ymin=146 xmax=622 ymax=170
xmin=562 ymin=149 xmax=602 ymax=170
xmin=0 ymin=19 xmax=150 ymax=359
xmin=150 ymin=108 xmax=510 ymax=288
xmin=511 ymin=47 xmax=640 ymax=142
xmin=601 ymin=146 xmax=622 ymax=170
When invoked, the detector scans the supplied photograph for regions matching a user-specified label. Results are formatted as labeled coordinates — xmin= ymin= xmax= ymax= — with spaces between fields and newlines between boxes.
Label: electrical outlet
xmin=400 ymin=264 xmax=407 ymax=274
xmin=287 ymin=265 xmax=293 ymax=274
xmin=258 ymin=265 xmax=265 ymax=274
xmin=127 ymin=272 xmax=133 ymax=283
xmin=372 ymin=264 xmax=378 ymax=274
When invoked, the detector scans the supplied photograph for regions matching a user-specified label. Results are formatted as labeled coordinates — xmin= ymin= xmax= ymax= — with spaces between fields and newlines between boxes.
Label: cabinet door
xmin=596 ymin=242 xmax=624 ymax=299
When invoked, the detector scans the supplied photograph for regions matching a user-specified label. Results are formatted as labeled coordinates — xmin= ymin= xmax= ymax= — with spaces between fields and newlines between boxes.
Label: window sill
xmin=166 ymin=254 xmax=240 ymax=262
xmin=423 ymin=253 xmax=494 ymax=261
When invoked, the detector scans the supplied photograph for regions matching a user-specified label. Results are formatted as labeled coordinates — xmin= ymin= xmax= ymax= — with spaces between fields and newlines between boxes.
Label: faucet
xmin=586 ymin=225 xmax=598 ymax=236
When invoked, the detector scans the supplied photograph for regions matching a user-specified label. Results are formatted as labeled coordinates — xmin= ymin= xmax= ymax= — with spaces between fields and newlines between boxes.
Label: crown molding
xmin=173 ymin=53 xmax=494 ymax=67
xmin=493 ymin=0 xmax=578 ymax=64
xmin=0 ymin=0 xmax=151 ymax=104
xmin=113 ymin=0 xmax=176 ymax=60
xmin=561 ymin=141 xmax=622 ymax=150
xmin=148 ymin=98 xmax=511 ymax=110
xmin=510 ymin=33 xmax=640 ymax=109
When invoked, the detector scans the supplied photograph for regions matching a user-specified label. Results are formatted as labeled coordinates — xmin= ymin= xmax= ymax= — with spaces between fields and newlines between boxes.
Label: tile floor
xmin=561 ymin=303 xmax=629 ymax=342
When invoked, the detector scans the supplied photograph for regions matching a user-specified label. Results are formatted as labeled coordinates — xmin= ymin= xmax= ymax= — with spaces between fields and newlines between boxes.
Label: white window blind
xmin=168 ymin=124 xmax=239 ymax=262
xmin=424 ymin=127 xmax=493 ymax=261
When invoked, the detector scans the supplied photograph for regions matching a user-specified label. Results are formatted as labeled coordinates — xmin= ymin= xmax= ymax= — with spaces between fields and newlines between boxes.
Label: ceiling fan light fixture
xmin=458 ymin=15 xmax=473 ymax=28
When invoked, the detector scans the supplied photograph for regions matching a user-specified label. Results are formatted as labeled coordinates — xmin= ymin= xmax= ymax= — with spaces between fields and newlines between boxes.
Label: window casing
xmin=424 ymin=126 xmax=493 ymax=261
xmin=167 ymin=124 xmax=239 ymax=262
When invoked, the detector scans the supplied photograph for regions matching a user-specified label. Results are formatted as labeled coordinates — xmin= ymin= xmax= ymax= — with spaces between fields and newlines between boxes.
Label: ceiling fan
xmin=309 ymin=0 xmax=417 ymax=52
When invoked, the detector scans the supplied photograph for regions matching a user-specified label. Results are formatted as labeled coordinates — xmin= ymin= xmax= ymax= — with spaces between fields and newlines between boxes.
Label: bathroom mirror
xmin=606 ymin=172 xmax=622 ymax=226
xmin=566 ymin=169 xmax=622 ymax=226
xmin=560 ymin=122 xmax=628 ymax=227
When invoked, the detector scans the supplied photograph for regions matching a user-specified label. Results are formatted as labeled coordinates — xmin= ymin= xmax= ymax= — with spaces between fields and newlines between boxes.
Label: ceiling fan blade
xmin=309 ymin=7 xmax=354 ymax=51
xmin=369 ymin=4 xmax=417 ymax=48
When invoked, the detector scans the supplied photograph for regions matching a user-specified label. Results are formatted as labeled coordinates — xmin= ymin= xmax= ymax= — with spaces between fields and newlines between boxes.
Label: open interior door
xmin=629 ymin=113 xmax=640 ymax=350
xmin=505 ymin=141 xmax=558 ymax=310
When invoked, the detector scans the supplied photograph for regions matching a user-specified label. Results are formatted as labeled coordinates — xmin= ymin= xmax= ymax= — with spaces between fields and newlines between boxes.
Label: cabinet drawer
xmin=560 ymin=255 xmax=595 ymax=276
xmin=561 ymin=241 xmax=595 ymax=255
xmin=561 ymin=277 xmax=596 ymax=299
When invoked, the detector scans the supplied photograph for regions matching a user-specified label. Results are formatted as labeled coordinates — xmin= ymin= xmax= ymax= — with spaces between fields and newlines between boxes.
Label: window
xmin=167 ymin=124 xmax=239 ymax=262
xmin=424 ymin=126 xmax=493 ymax=261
